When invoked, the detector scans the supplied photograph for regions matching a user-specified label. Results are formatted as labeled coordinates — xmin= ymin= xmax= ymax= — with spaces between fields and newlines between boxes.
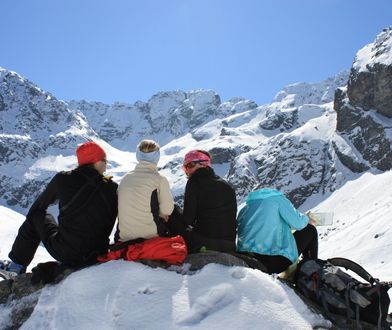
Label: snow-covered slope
xmin=316 ymin=170 xmax=392 ymax=279
xmin=0 ymin=206 xmax=54 ymax=271
xmin=2 ymin=166 xmax=392 ymax=328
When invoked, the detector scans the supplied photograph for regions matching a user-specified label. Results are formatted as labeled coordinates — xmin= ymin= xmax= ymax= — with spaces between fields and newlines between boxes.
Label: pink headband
xmin=183 ymin=150 xmax=211 ymax=167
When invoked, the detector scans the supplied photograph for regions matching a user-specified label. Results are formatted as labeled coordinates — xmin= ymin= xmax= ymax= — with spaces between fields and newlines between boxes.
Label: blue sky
xmin=1 ymin=0 xmax=391 ymax=105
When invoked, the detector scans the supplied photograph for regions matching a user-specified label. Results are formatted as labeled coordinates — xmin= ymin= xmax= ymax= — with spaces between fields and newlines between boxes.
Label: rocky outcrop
xmin=347 ymin=27 xmax=392 ymax=118
xmin=258 ymin=108 xmax=298 ymax=131
xmin=0 ymin=266 xmax=74 ymax=329
xmin=335 ymin=92 xmax=392 ymax=171
xmin=0 ymin=274 xmax=44 ymax=328
xmin=334 ymin=27 xmax=392 ymax=172
xmin=256 ymin=139 xmax=336 ymax=207
xmin=332 ymin=142 xmax=369 ymax=173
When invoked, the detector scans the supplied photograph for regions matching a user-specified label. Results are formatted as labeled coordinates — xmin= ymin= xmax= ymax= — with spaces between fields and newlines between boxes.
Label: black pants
xmin=9 ymin=212 xmax=81 ymax=267
xmin=168 ymin=206 xmax=236 ymax=253
xmin=252 ymin=224 xmax=318 ymax=274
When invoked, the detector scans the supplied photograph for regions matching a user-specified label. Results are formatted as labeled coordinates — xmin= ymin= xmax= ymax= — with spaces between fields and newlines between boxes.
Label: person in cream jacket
xmin=117 ymin=140 xmax=174 ymax=241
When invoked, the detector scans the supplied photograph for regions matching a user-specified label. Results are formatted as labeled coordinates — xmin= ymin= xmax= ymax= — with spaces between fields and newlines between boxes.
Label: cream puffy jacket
xmin=117 ymin=161 xmax=174 ymax=241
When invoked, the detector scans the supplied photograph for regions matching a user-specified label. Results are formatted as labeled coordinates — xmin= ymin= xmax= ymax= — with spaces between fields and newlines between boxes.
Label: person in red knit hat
xmin=76 ymin=141 xmax=107 ymax=167
xmin=0 ymin=141 xmax=118 ymax=278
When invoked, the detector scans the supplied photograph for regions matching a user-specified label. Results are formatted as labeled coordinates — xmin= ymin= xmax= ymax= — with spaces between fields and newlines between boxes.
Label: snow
xmin=353 ymin=27 xmax=392 ymax=72
xmin=1 ymin=168 xmax=392 ymax=328
xmin=0 ymin=206 xmax=54 ymax=272
xmin=315 ymin=171 xmax=392 ymax=280
xmin=12 ymin=262 xmax=327 ymax=330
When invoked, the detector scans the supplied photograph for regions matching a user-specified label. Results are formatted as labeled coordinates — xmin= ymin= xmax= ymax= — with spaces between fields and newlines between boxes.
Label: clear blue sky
xmin=1 ymin=0 xmax=391 ymax=105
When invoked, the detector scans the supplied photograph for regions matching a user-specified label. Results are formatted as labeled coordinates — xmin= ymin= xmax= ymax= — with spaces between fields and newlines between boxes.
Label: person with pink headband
xmin=168 ymin=149 xmax=237 ymax=253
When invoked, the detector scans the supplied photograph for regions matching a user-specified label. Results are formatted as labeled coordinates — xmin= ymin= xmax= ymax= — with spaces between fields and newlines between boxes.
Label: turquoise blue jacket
xmin=236 ymin=189 xmax=308 ymax=263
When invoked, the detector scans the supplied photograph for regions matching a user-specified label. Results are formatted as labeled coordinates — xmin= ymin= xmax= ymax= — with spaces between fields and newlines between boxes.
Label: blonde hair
xmin=138 ymin=139 xmax=160 ymax=153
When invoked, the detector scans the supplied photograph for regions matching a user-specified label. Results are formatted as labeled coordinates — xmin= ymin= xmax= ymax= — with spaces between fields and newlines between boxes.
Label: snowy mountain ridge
xmin=0 ymin=66 xmax=351 ymax=212
xmin=0 ymin=27 xmax=392 ymax=214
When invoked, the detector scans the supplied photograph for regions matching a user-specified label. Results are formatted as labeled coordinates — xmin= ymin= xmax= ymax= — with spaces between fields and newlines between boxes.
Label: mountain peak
xmin=353 ymin=26 xmax=392 ymax=72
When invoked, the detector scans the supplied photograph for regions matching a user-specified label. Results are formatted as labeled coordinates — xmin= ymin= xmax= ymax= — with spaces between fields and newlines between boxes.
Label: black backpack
xmin=295 ymin=257 xmax=391 ymax=329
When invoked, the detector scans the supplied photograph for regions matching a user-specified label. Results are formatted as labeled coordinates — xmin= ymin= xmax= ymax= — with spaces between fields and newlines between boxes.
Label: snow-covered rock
xmin=335 ymin=26 xmax=392 ymax=172
xmin=347 ymin=26 xmax=392 ymax=117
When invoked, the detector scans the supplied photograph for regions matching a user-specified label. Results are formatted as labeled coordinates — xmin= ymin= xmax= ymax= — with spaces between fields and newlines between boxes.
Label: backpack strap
xmin=328 ymin=257 xmax=386 ymax=330
xmin=60 ymin=170 xmax=108 ymax=220
xmin=60 ymin=177 xmax=96 ymax=214
xmin=327 ymin=257 xmax=377 ymax=284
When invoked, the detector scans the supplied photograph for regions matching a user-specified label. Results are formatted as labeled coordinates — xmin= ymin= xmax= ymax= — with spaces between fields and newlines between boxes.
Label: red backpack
xmin=98 ymin=235 xmax=187 ymax=265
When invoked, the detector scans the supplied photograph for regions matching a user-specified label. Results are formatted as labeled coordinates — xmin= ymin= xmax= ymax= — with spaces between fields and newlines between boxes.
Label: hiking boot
xmin=279 ymin=259 xmax=299 ymax=282
xmin=0 ymin=260 xmax=26 ymax=279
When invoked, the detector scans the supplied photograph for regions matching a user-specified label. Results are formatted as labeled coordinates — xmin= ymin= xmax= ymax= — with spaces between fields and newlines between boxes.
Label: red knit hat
xmin=76 ymin=141 xmax=106 ymax=166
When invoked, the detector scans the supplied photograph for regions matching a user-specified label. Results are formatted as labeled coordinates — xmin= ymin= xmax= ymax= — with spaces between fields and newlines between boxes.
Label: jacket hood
xmin=246 ymin=188 xmax=283 ymax=203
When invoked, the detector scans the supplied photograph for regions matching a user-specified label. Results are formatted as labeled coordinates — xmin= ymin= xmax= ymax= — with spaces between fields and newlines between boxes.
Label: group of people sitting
xmin=0 ymin=140 xmax=318 ymax=277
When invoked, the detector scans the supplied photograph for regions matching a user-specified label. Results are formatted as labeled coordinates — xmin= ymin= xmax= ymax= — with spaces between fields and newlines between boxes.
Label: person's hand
xmin=161 ymin=214 xmax=169 ymax=223
xmin=306 ymin=211 xmax=317 ymax=226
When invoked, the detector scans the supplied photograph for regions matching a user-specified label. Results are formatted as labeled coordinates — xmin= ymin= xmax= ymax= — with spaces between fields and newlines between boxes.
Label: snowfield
xmin=1 ymin=169 xmax=391 ymax=329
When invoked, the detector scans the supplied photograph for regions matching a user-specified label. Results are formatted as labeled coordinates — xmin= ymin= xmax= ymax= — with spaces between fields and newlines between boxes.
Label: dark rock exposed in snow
xmin=347 ymin=27 xmax=392 ymax=118
xmin=335 ymin=27 xmax=392 ymax=172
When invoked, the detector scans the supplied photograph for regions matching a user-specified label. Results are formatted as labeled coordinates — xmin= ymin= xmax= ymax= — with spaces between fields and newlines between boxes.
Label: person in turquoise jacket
xmin=236 ymin=188 xmax=318 ymax=274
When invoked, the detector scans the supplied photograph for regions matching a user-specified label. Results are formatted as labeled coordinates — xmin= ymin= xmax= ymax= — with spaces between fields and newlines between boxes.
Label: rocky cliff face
xmin=220 ymin=72 xmax=351 ymax=207
xmin=334 ymin=26 xmax=392 ymax=172
xmin=347 ymin=27 xmax=392 ymax=118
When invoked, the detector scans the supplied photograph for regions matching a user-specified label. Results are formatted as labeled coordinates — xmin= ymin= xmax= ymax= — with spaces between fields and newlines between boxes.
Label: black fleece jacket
xmin=182 ymin=167 xmax=237 ymax=241
xmin=27 ymin=166 xmax=118 ymax=262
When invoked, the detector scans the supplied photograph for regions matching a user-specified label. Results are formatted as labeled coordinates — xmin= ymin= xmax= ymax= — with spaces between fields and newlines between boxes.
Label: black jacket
xmin=27 ymin=166 xmax=118 ymax=263
xmin=182 ymin=167 xmax=237 ymax=242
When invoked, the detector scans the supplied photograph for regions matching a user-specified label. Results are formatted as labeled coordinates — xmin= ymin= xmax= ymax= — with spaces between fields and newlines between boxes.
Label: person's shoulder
xmin=157 ymin=171 xmax=170 ymax=180
xmin=270 ymin=193 xmax=291 ymax=208
xmin=103 ymin=175 xmax=118 ymax=187
xmin=215 ymin=175 xmax=234 ymax=188
xmin=58 ymin=170 xmax=73 ymax=176
xmin=53 ymin=170 xmax=73 ymax=182
xmin=119 ymin=170 xmax=135 ymax=182
xmin=264 ymin=195 xmax=282 ymax=205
